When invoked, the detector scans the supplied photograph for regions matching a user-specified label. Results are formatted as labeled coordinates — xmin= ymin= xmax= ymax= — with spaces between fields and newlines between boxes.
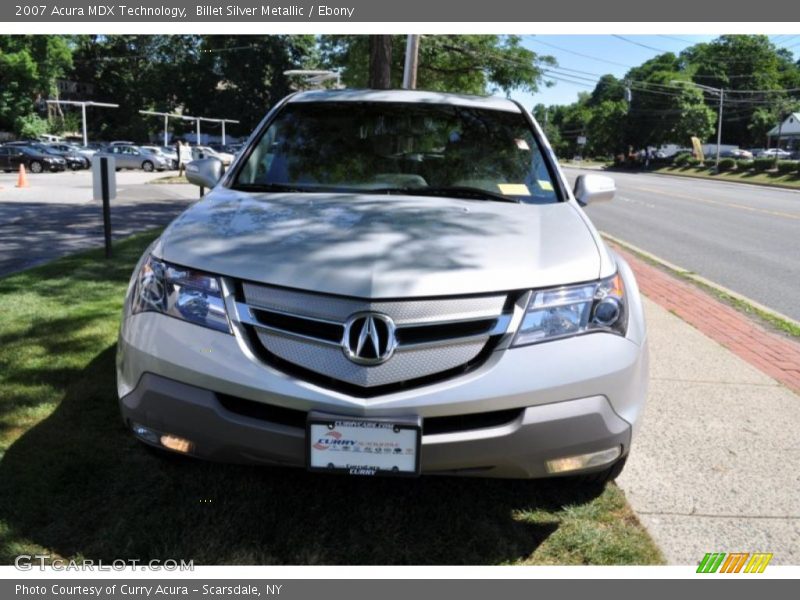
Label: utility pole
xmin=671 ymin=81 xmax=724 ymax=170
xmin=369 ymin=35 xmax=393 ymax=89
xmin=402 ymin=35 xmax=420 ymax=90
xmin=46 ymin=100 xmax=119 ymax=147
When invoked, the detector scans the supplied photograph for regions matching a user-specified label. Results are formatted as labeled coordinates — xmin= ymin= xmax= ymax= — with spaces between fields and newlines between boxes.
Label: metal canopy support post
xmin=46 ymin=100 xmax=119 ymax=147
xmin=140 ymin=111 xmax=239 ymax=147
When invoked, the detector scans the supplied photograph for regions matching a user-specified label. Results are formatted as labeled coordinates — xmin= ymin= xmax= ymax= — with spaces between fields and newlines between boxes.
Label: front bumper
xmin=117 ymin=311 xmax=647 ymax=478
xmin=121 ymin=372 xmax=631 ymax=479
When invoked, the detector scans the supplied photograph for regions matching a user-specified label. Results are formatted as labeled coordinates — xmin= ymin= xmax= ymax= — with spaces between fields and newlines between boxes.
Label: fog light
xmin=131 ymin=422 xmax=160 ymax=445
xmin=160 ymin=434 xmax=193 ymax=454
xmin=546 ymin=446 xmax=622 ymax=474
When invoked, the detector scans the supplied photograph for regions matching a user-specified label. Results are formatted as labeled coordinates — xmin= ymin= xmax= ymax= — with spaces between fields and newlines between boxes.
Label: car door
xmin=111 ymin=146 xmax=131 ymax=169
xmin=0 ymin=148 xmax=10 ymax=170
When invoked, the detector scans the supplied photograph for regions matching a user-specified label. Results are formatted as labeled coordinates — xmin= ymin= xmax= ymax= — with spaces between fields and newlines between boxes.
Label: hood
xmin=158 ymin=190 xmax=601 ymax=298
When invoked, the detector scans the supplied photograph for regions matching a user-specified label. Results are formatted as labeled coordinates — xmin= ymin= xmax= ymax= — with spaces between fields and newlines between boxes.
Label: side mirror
xmin=185 ymin=157 xmax=223 ymax=189
xmin=573 ymin=174 xmax=615 ymax=206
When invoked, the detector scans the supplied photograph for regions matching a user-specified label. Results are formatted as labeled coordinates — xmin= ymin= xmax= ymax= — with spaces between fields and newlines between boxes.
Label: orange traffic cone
xmin=15 ymin=164 xmax=29 ymax=188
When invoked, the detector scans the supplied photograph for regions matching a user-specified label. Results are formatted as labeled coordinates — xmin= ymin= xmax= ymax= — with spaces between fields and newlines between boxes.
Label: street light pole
xmin=715 ymin=89 xmax=724 ymax=169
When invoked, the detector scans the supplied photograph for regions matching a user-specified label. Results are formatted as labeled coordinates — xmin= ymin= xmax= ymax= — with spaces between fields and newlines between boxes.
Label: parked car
xmin=39 ymin=143 xmax=91 ymax=169
xmin=110 ymin=140 xmax=136 ymax=146
xmin=48 ymin=142 xmax=96 ymax=163
xmin=95 ymin=144 xmax=169 ymax=172
xmin=158 ymin=146 xmax=179 ymax=169
xmin=192 ymin=145 xmax=234 ymax=165
xmin=0 ymin=144 xmax=66 ymax=173
xmin=141 ymin=146 xmax=177 ymax=169
xmin=720 ymin=149 xmax=753 ymax=159
xmin=756 ymin=148 xmax=791 ymax=159
xmin=118 ymin=90 xmax=647 ymax=481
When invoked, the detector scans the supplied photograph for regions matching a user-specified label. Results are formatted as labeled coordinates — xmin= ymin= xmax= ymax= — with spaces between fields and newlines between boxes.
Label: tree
xmin=321 ymin=35 xmax=554 ymax=96
xmin=368 ymin=35 xmax=392 ymax=89
xmin=0 ymin=35 xmax=73 ymax=133
xmin=682 ymin=35 xmax=800 ymax=147
xmin=623 ymin=53 xmax=715 ymax=149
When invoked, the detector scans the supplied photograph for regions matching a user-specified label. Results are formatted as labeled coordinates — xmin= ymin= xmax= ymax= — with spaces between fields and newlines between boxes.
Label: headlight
xmin=131 ymin=255 xmax=231 ymax=333
xmin=512 ymin=274 xmax=627 ymax=347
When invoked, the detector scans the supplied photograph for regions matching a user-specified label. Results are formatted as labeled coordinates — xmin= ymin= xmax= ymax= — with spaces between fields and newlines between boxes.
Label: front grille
xmin=216 ymin=392 xmax=523 ymax=436
xmin=231 ymin=280 xmax=517 ymax=396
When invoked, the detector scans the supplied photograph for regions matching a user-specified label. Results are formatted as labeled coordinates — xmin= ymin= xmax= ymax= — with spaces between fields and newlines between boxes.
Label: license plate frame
xmin=306 ymin=411 xmax=422 ymax=477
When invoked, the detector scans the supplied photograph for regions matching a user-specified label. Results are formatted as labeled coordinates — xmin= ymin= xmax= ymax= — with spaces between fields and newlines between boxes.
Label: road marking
xmin=626 ymin=185 xmax=800 ymax=220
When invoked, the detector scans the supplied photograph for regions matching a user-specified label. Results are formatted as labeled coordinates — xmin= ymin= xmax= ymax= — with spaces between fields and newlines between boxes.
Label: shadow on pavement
xmin=0 ymin=199 xmax=193 ymax=277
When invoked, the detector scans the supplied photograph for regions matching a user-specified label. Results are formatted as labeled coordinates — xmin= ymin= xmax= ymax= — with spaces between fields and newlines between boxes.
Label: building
xmin=767 ymin=112 xmax=800 ymax=151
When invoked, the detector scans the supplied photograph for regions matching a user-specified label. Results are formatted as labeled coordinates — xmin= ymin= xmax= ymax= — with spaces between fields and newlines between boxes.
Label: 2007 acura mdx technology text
xmin=117 ymin=89 xmax=648 ymax=480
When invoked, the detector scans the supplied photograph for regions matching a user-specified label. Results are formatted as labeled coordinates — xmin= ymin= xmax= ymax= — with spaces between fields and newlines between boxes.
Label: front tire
xmin=142 ymin=160 xmax=154 ymax=172
xmin=29 ymin=161 xmax=43 ymax=174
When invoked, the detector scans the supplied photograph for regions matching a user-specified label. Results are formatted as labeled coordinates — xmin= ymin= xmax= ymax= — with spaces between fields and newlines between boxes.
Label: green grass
xmin=0 ymin=234 xmax=663 ymax=565
xmin=652 ymin=166 xmax=800 ymax=191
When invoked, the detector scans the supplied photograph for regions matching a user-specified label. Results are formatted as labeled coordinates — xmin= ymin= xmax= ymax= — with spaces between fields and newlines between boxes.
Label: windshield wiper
xmin=380 ymin=186 xmax=522 ymax=204
xmin=233 ymin=183 xmax=315 ymax=193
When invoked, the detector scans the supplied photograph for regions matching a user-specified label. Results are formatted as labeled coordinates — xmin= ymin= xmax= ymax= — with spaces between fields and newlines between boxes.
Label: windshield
xmin=234 ymin=102 xmax=561 ymax=204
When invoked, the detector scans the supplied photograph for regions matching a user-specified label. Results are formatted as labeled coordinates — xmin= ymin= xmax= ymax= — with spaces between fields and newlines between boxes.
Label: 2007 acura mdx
xmin=117 ymin=90 xmax=648 ymax=480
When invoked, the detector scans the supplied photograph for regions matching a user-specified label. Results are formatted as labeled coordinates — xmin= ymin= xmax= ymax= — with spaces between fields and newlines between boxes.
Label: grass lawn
xmin=652 ymin=166 xmax=800 ymax=190
xmin=0 ymin=233 xmax=663 ymax=565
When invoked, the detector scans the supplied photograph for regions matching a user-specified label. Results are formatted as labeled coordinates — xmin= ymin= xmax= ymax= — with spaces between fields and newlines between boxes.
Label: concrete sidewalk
xmin=618 ymin=298 xmax=800 ymax=565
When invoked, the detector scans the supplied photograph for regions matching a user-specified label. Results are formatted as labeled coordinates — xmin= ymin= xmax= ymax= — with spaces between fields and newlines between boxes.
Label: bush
xmin=776 ymin=160 xmax=800 ymax=175
xmin=753 ymin=157 xmax=775 ymax=172
xmin=703 ymin=158 xmax=715 ymax=168
xmin=13 ymin=113 xmax=49 ymax=138
xmin=687 ymin=158 xmax=701 ymax=167
xmin=736 ymin=159 xmax=754 ymax=171
xmin=673 ymin=152 xmax=692 ymax=166
xmin=718 ymin=158 xmax=736 ymax=171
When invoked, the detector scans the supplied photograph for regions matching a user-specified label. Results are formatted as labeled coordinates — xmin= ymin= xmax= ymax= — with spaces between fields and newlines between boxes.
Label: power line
xmin=525 ymin=37 xmax=634 ymax=69
xmin=611 ymin=35 xmax=669 ymax=53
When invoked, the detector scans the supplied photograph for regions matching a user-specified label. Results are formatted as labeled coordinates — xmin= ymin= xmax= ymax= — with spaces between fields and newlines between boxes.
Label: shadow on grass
xmin=0 ymin=344 xmax=609 ymax=565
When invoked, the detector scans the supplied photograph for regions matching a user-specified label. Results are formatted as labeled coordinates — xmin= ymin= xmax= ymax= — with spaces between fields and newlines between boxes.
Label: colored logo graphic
xmin=312 ymin=430 xmax=358 ymax=451
xmin=697 ymin=552 xmax=773 ymax=573
xmin=313 ymin=430 xmax=342 ymax=451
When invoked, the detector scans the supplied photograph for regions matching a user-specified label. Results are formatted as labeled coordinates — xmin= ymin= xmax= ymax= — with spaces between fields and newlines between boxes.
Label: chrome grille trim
xmin=234 ymin=282 xmax=515 ymax=390
xmin=241 ymin=282 xmax=507 ymax=324
xmin=233 ymin=300 xmax=511 ymax=350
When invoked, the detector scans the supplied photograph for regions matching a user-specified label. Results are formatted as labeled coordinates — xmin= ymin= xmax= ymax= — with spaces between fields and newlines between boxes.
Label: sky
xmin=506 ymin=34 xmax=800 ymax=109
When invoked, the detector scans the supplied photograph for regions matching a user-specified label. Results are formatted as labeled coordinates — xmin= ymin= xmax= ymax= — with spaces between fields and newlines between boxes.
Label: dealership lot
xmin=0 ymin=170 xmax=196 ymax=276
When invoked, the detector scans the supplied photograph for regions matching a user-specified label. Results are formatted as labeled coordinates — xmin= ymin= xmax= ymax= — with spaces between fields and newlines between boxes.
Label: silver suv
xmin=117 ymin=90 xmax=648 ymax=480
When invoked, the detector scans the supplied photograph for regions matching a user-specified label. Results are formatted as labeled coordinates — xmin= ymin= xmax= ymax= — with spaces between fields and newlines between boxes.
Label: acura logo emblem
xmin=342 ymin=312 xmax=397 ymax=365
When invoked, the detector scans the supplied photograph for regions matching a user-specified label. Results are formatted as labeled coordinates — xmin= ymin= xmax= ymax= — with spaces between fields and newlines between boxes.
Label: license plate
xmin=306 ymin=412 xmax=421 ymax=477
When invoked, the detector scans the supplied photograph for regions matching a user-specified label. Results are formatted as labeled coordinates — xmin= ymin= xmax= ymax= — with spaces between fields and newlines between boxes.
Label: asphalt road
xmin=567 ymin=168 xmax=800 ymax=322
xmin=0 ymin=170 xmax=197 ymax=276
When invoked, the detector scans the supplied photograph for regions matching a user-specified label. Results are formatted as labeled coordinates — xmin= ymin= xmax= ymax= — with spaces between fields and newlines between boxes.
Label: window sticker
xmin=498 ymin=183 xmax=530 ymax=195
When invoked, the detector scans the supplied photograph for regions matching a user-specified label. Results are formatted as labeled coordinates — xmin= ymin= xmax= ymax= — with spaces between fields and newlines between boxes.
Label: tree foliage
xmin=542 ymin=35 xmax=800 ymax=156
xmin=320 ymin=35 xmax=554 ymax=96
